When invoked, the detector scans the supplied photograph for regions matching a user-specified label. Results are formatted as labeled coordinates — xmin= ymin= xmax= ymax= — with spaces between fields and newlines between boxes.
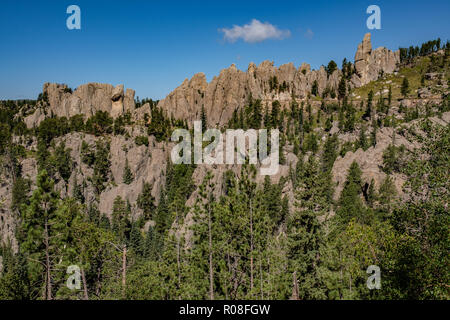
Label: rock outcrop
xmin=157 ymin=61 xmax=342 ymax=127
xmin=332 ymin=127 xmax=412 ymax=202
xmin=158 ymin=33 xmax=400 ymax=127
xmin=23 ymin=33 xmax=398 ymax=130
xmin=98 ymin=133 xmax=167 ymax=218
xmin=352 ymin=33 xmax=400 ymax=87
xmin=25 ymin=83 xmax=136 ymax=127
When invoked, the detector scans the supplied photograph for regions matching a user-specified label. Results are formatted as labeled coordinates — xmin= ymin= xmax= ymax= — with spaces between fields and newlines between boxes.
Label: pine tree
xmin=112 ymin=196 xmax=131 ymax=244
xmin=201 ymin=105 xmax=207 ymax=132
xmin=307 ymin=103 xmax=313 ymax=128
xmin=321 ymin=134 xmax=339 ymax=173
xmin=92 ymin=140 xmax=111 ymax=194
xmin=123 ymin=158 xmax=133 ymax=185
xmin=88 ymin=203 xmax=100 ymax=226
xmin=359 ymin=125 xmax=368 ymax=151
xmin=143 ymin=226 xmax=159 ymax=260
xmin=325 ymin=115 xmax=333 ymax=132
xmin=20 ymin=170 xmax=60 ymax=300
xmin=251 ymin=99 xmax=263 ymax=129
xmin=191 ymin=171 xmax=216 ymax=299
xmin=263 ymin=103 xmax=270 ymax=128
xmin=129 ymin=222 xmax=144 ymax=256
xmin=338 ymin=77 xmax=347 ymax=100
xmin=230 ymin=108 xmax=239 ymax=129
xmin=371 ymin=119 xmax=378 ymax=147
xmin=326 ymin=60 xmax=337 ymax=77
xmin=337 ymin=162 xmax=365 ymax=225
xmin=298 ymin=104 xmax=304 ymax=133
xmin=311 ymin=80 xmax=319 ymax=96
xmin=72 ymin=175 xmax=85 ymax=204
xmin=363 ymin=90 xmax=374 ymax=120
xmin=401 ymin=77 xmax=410 ymax=98
xmin=270 ymin=101 xmax=281 ymax=128
xmin=378 ymin=175 xmax=397 ymax=213
xmin=344 ymin=105 xmax=356 ymax=132
xmin=54 ymin=141 xmax=73 ymax=183
xmin=11 ymin=177 xmax=30 ymax=213
xmin=137 ymin=182 xmax=156 ymax=220
xmin=338 ymin=104 xmax=345 ymax=130
xmin=0 ymin=251 xmax=30 ymax=299
xmin=367 ymin=178 xmax=377 ymax=207
xmin=388 ymin=85 xmax=392 ymax=105
xmin=73 ymin=220 xmax=108 ymax=300
xmin=288 ymin=156 xmax=327 ymax=299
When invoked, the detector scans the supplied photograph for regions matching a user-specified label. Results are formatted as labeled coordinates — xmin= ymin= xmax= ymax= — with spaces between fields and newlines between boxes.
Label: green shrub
xmin=135 ymin=136 xmax=149 ymax=147
xmin=69 ymin=115 xmax=85 ymax=132
xmin=85 ymin=111 xmax=113 ymax=136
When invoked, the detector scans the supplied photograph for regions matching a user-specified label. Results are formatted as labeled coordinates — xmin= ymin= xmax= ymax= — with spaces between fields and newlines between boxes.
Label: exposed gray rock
xmin=418 ymin=87 xmax=432 ymax=98
xmin=26 ymin=82 xmax=136 ymax=128
xmin=354 ymin=33 xmax=400 ymax=86
xmin=99 ymin=134 xmax=169 ymax=218
xmin=24 ymin=107 xmax=45 ymax=128
xmin=124 ymin=88 xmax=136 ymax=113
xmin=158 ymin=33 xmax=399 ymax=127
xmin=332 ymin=126 xmax=418 ymax=203
xmin=132 ymin=103 xmax=151 ymax=124
xmin=425 ymin=73 xmax=441 ymax=80
xmin=111 ymin=84 xmax=125 ymax=118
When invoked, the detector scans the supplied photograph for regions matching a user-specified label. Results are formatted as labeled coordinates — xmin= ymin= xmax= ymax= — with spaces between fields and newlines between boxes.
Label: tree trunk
xmin=250 ymin=201 xmax=254 ymax=293
xmin=81 ymin=268 xmax=89 ymax=300
xmin=122 ymin=245 xmax=127 ymax=298
xmin=44 ymin=220 xmax=52 ymax=300
xmin=259 ymin=258 xmax=263 ymax=299
xmin=176 ymin=208 xmax=181 ymax=295
xmin=177 ymin=236 xmax=181 ymax=292
xmin=95 ymin=265 xmax=102 ymax=297
xmin=349 ymin=274 xmax=352 ymax=294
xmin=208 ymin=204 xmax=214 ymax=300
xmin=291 ymin=271 xmax=299 ymax=300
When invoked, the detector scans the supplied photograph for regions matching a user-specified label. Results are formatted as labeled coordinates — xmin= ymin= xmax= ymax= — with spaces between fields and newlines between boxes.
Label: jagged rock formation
xmin=332 ymin=127 xmax=411 ymax=202
xmin=25 ymin=83 xmax=136 ymax=127
xmin=23 ymin=33 xmax=398 ymax=130
xmin=332 ymin=112 xmax=450 ymax=203
xmin=157 ymin=62 xmax=340 ymax=127
xmin=98 ymin=133 xmax=167 ymax=217
xmin=0 ymin=177 xmax=17 ymax=251
xmin=352 ymin=33 xmax=400 ymax=87
xmin=158 ymin=33 xmax=399 ymax=126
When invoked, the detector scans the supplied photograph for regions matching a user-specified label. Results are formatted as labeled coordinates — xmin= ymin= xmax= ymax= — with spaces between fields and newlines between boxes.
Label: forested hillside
xmin=0 ymin=37 xmax=449 ymax=300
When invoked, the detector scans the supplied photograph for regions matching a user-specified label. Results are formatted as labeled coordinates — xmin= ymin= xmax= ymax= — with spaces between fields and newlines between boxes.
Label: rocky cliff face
xmin=25 ymin=83 xmax=136 ymax=127
xmin=45 ymin=82 xmax=136 ymax=118
xmin=157 ymin=62 xmax=340 ymax=127
xmin=157 ymin=33 xmax=399 ymax=127
xmin=24 ymin=33 xmax=398 ymax=129
xmin=352 ymin=33 xmax=400 ymax=87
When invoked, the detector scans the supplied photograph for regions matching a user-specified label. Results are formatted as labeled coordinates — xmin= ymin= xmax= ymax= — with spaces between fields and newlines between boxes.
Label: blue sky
xmin=0 ymin=0 xmax=449 ymax=100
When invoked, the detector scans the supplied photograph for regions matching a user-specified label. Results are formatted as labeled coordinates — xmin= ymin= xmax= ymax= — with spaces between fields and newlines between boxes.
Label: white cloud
xmin=219 ymin=19 xmax=291 ymax=43
xmin=304 ymin=28 xmax=314 ymax=40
